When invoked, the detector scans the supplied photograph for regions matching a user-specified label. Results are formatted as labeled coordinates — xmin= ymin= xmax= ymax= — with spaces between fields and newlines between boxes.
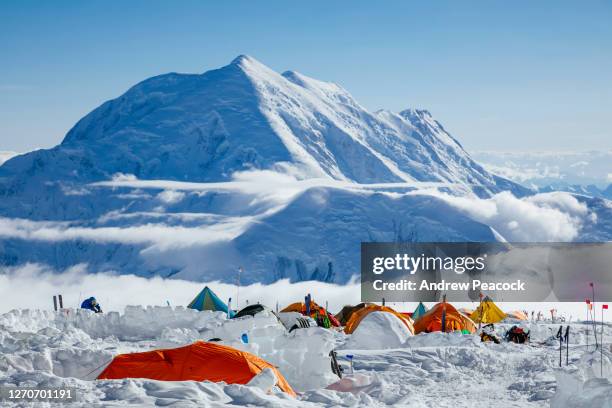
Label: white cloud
xmin=0 ymin=216 xmax=253 ymax=250
xmin=110 ymin=173 xmax=138 ymax=182
xmin=507 ymin=220 xmax=518 ymax=230
xmin=0 ymin=170 xmax=595 ymax=259
xmin=94 ymin=170 xmax=449 ymax=197
xmin=414 ymin=190 xmax=593 ymax=242
xmin=92 ymin=170 xmax=450 ymax=221
xmin=472 ymin=150 xmax=612 ymax=187
xmin=157 ymin=190 xmax=185 ymax=204
xmin=0 ymin=264 xmax=361 ymax=314
xmin=525 ymin=191 xmax=589 ymax=215
xmin=477 ymin=162 xmax=561 ymax=183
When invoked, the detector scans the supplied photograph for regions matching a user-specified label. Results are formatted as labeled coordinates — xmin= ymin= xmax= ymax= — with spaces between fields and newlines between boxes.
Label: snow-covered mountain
xmin=0 ymin=56 xmax=607 ymax=283
xmin=1 ymin=56 xmax=527 ymax=197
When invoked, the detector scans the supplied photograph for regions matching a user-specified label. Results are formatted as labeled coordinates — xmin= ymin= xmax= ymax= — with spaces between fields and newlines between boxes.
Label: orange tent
xmin=281 ymin=301 xmax=340 ymax=327
xmin=97 ymin=341 xmax=296 ymax=396
xmin=413 ymin=302 xmax=476 ymax=334
xmin=335 ymin=302 xmax=377 ymax=326
xmin=282 ymin=301 xmax=319 ymax=314
xmin=344 ymin=305 xmax=414 ymax=335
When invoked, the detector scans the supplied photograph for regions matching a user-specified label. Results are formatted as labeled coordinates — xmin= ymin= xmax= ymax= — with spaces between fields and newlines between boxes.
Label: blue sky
xmin=1 ymin=1 xmax=611 ymax=152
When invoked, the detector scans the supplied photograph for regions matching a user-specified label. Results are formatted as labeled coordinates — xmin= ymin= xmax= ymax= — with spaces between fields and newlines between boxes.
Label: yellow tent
xmin=470 ymin=296 xmax=506 ymax=324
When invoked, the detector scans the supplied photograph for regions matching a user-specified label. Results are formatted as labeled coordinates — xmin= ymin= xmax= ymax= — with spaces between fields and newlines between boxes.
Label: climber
xmin=81 ymin=297 xmax=102 ymax=313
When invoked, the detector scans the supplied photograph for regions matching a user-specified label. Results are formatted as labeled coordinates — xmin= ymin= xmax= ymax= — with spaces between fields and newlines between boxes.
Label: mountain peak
xmin=230 ymin=54 xmax=256 ymax=66
xmin=224 ymin=54 xmax=283 ymax=83
xmin=227 ymin=54 xmax=273 ymax=74
xmin=399 ymin=108 xmax=433 ymax=120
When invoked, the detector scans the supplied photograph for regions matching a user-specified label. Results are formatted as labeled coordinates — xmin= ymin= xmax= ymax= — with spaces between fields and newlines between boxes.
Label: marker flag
xmin=603 ymin=305 xmax=609 ymax=310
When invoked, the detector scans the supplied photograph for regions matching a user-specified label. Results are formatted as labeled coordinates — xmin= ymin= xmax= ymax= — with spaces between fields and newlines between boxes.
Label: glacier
xmin=0 ymin=55 xmax=609 ymax=283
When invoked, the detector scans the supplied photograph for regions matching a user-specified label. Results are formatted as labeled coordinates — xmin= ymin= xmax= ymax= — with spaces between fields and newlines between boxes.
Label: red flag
xmin=603 ymin=305 xmax=608 ymax=310
xmin=586 ymin=299 xmax=591 ymax=304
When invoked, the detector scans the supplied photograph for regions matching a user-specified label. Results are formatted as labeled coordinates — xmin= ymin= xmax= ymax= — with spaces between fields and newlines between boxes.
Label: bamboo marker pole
xmin=586 ymin=299 xmax=590 ymax=351
xmin=602 ymin=304 xmax=608 ymax=377
xmin=236 ymin=267 xmax=243 ymax=309
xmin=591 ymin=282 xmax=599 ymax=349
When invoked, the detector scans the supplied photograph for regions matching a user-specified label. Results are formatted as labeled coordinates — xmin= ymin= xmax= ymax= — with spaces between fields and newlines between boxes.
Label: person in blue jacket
xmin=81 ymin=297 xmax=102 ymax=313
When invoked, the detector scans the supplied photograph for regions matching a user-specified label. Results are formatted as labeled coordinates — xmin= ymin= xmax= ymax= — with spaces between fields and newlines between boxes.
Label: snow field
xmin=1 ymin=306 xmax=612 ymax=407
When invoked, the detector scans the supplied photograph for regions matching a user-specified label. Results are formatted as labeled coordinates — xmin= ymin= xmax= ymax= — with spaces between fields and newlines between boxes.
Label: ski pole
xmin=560 ymin=329 xmax=563 ymax=368
xmin=565 ymin=326 xmax=570 ymax=366
xmin=556 ymin=326 xmax=563 ymax=367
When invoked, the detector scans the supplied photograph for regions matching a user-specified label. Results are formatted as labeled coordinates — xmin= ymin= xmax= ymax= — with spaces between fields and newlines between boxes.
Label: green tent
xmin=412 ymin=302 xmax=428 ymax=321
xmin=188 ymin=286 xmax=235 ymax=317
